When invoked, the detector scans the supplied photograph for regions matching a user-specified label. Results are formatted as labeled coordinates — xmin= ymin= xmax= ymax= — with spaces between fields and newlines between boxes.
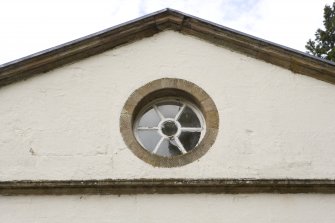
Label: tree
xmin=306 ymin=2 xmax=335 ymax=62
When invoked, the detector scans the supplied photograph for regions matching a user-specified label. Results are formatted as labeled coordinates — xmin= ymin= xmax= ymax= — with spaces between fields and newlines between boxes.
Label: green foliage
xmin=306 ymin=2 xmax=335 ymax=62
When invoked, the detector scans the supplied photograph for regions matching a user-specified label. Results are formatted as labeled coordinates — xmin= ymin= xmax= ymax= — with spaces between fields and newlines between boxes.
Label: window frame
xmin=120 ymin=78 xmax=219 ymax=167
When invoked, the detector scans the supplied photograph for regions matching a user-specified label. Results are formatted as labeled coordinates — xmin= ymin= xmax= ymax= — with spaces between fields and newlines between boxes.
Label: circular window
xmin=120 ymin=78 xmax=219 ymax=167
xmin=134 ymin=98 xmax=205 ymax=157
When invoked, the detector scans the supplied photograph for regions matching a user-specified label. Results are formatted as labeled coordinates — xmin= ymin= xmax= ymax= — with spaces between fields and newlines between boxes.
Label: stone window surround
xmin=120 ymin=78 xmax=219 ymax=167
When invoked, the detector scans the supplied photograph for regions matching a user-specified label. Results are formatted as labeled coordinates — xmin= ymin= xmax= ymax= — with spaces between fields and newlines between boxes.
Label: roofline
xmin=0 ymin=8 xmax=170 ymax=69
xmin=1 ymin=8 xmax=335 ymax=87
xmin=169 ymin=8 xmax=335 ymax=65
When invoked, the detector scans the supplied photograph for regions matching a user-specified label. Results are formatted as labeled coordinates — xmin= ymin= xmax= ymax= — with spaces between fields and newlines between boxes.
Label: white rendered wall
xmin=1 ymin=194 xmax=335 ymax=223
xmin=0 ymin=31 xmax=335 ymax=180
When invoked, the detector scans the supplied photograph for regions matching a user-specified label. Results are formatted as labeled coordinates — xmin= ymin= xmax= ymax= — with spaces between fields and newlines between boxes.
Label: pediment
xmin=1 ymin=9 xmax=335 ymax=195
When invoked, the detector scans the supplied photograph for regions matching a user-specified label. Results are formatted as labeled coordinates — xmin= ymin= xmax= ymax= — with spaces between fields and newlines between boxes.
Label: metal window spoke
xmin=153 ymin=105 xmax=164 ymax=120
xmin=153 ymin=136 xmax=164 ymax=154
xmin=180 ymin=127 xmax=203 ymax=132
xmin=137 ymin=126 xmax=159 ymax=130
xmin=173 ymin=137 xmax=187 ymax=154
xmin=174 ymin=103 xmax=186 ymax=121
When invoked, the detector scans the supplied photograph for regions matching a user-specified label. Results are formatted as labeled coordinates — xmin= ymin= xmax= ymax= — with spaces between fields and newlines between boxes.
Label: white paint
xmin=1 ymin=31 xmax=335 ymax=180
xmin=1 ymin=194 xmax=335 ymax=222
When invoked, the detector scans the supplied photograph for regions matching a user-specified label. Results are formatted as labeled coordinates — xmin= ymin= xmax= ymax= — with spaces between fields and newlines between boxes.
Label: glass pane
xmin=178 ymin=106 xmax=201 ymax=127
xmin=179 ymin=132 xmax=201 ymax=151
xmin=156 ymin=101 xmax=182 ymax=118
xmin=138 ymin=107 xmax=160 ymax=127
xmin=137 ymin=130 xmax=161 ymax=153
xmin=156 ymin=138 xmax=182 ymax=157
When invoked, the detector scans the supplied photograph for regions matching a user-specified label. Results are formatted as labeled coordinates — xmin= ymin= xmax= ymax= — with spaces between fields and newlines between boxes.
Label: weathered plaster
xmin=1 ymin=194 xmax=335 ymax=223
xmin=0 ymin=31 xmax=335 ymax=180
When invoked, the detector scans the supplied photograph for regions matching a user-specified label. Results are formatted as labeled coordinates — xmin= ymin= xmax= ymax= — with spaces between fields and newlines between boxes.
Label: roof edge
xmin=1 ymin=8 xmax=335 ymax=87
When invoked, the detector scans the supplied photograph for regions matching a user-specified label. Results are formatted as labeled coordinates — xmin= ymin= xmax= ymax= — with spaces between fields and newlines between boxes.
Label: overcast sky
xmin=1 ymin=0 xmax=334 ymax=65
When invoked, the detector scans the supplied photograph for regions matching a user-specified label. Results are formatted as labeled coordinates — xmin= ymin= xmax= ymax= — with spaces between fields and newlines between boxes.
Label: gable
xmin=1 ymin=30 xmax=335 ymax=182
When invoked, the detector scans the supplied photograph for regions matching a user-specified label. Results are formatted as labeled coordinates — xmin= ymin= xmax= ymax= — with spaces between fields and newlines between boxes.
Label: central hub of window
xmin=161 ymin=120 xmax=178 ymax=137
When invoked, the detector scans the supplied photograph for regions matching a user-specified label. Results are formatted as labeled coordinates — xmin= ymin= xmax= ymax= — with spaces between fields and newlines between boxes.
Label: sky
xmin=1 ymin=0 xmax=334 ymax=65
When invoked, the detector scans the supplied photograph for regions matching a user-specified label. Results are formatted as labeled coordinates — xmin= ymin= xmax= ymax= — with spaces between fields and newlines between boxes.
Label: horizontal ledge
xmin=1 ymin=179 xmax=335 ymax=195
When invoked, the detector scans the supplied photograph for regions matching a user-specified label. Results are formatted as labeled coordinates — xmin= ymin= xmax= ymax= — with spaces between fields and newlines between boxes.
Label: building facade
xmin=1 ymin=9 xmax=335 ymax=222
